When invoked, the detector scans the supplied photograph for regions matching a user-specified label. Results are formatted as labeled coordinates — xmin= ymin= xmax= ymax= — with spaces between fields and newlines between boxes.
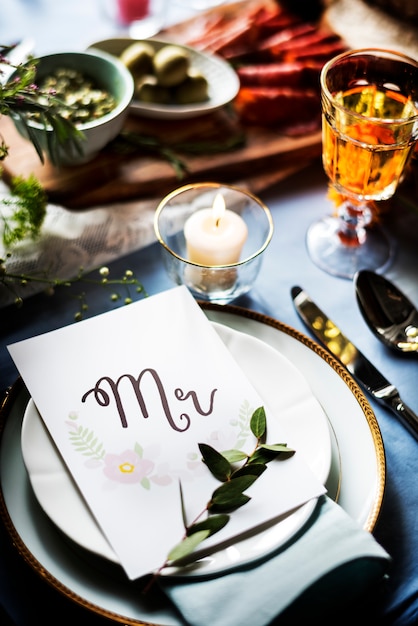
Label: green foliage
xmin=167 ymin=530 xmax=211 ymax=563
xmin=1 ymin=174 xmax=47 ymax=247
xmin=250 ymin=406 xmax=267 ymax=439
xmin=186 ymin=514 xmax=229 ymax=537
xmin=0 ymin=48 xmax=84 ymax=165
xmin=150 ymin=406 xmax=295 ymax=584
xmin=198 ymin=443 xmax=232 ymax=482
xmin=0 ymin=260 xmax=148 ymax=319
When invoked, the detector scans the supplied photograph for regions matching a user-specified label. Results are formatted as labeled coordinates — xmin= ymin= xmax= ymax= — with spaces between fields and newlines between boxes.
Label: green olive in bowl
xmin=174 ymin=70 xmax=209 ymax=104
xmin=135 ymin=76 xmax=171 ymax=104
xmin=152 ymin=45 xmax=190 ymax=87
xmin=119 ymin=41 xmax=155 ymax=80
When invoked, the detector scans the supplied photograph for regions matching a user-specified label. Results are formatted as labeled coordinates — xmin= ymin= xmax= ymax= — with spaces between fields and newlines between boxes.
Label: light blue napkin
xmin=158 ymin=496 xmax=390 ymax=626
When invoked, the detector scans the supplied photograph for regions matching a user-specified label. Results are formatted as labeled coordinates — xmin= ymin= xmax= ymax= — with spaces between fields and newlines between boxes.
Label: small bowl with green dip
xmin=10 ymin=49 xmax=134 ymax=166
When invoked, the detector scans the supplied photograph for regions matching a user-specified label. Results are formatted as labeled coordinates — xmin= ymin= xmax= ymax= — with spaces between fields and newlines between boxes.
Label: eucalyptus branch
xmin=142 ymin=407 xmax=294 ymax=592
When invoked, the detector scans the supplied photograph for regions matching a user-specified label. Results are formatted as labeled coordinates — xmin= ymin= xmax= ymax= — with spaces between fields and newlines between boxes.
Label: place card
xmin=8 ymin=286 xmax=325 ymax=580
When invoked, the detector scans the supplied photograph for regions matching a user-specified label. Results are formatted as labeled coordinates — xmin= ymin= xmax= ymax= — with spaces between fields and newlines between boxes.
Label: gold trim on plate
xmin=0 ymin=303 xmax=385 ymax=625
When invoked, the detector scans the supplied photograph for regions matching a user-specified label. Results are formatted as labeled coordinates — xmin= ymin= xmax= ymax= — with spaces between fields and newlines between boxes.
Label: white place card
xmin=8 ymin=286 xmax=325 ymax=580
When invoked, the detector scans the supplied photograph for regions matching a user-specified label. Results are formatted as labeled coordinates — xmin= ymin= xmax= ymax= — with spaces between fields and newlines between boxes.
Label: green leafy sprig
xmin=0 ymin=262 xmax=148 ymax=320
xmin=1 ymin=174 xmax=47 ymax=246
xmin=0 ymin=46 xmax=84 ymax=165
xmin=144 ymin=407 xmax=294 ymax=590
xmin=0 ymin=175 xmax=147 ymax=318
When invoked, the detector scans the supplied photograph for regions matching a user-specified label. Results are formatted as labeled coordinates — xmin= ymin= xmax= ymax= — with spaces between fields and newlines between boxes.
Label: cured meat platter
xmin=1 ymin=0 xmax=347 ymax=209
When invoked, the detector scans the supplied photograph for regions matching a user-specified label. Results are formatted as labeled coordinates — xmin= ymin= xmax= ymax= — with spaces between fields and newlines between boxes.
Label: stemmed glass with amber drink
xmin=307 ymin=48 xmax=418 ymax=279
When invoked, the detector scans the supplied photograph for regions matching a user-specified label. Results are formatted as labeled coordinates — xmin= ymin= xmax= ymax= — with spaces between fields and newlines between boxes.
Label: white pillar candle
xmin=184 ymin=193 xmax=248 ymax=266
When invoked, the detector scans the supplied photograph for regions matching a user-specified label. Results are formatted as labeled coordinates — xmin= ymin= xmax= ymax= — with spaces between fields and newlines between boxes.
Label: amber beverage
xmin=306 ymin=49 xmax=418 ymax=279
xmin=322 ymin=84 xmax=418 ymax=201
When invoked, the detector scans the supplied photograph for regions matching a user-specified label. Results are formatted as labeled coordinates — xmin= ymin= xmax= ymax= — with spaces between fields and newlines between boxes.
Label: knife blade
xmin=291 ymin=285 xmax=418 ymax=438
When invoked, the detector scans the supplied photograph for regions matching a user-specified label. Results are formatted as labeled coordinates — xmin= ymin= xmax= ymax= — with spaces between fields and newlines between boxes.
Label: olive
xmin=153 ymin=45 xmax=190 ymax=87
xmin=174 ymin=70 xmax=209 ymax=104
xmin=135 ymin=76 xmax=171 ymax=104
xmin=119 ymin=42 xmax=155 ymax=79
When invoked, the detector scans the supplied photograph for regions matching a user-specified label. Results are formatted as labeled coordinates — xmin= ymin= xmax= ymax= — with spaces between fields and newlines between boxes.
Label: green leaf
xmin=232 ymin=463 xmax=266 ymax=479
xmin=248 ymin=448 xmax=279 ymax=465
xmin=1 ymin=173 xmax=47 ymax=247
xmin=209 ymin=474 xmax=258 ymax=512
xmin=179 ymin=481 xmax=188 ymax=529
xmin=260 ymin=443 xmax=295 ymax=454
xmin=250 ymin=407 xmax=266 ymax=439
xmin=221 ymin=449 xmax=248 ymax=464
xmin=199 ymin=443 xmax=232 ymax=482
xmin=209 ymin=493 xmax=250 ymax=512
xmin=187 ymin=514 xmax=229 ymax=537
xmin=167 ymin=530 xmax=210 ymax=562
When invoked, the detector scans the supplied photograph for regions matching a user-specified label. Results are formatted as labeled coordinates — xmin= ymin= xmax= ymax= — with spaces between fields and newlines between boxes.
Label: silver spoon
xmin=354 ymin=270 xmax=418 ymax=354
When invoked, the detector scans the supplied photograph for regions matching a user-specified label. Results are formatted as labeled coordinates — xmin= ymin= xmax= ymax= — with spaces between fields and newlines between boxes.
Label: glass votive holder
xmin=154 ymin=182 xmax=274 ymax=304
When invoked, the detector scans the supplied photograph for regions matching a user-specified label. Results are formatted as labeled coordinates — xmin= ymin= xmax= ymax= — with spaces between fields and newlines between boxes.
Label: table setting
xmin=1 ymin=0 xmax=418 ymax=625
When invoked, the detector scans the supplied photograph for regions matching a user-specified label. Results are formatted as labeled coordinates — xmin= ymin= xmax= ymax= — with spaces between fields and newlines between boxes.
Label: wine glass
xmin=101 ymin=0 xmax=166 ymax=38
xmin=306 ymin=48 xmax=418 ymax=279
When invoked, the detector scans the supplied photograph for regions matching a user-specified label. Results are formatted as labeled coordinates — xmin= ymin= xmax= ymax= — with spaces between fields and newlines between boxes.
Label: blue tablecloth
xmin=2 ymin=161 xmax=418 ymax=626
xmin=1 ymin=2 xmax=418 ymax=625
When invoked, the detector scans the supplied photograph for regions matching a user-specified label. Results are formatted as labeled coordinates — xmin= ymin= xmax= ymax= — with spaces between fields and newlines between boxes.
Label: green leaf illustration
xmin=69 ymin=424 xmax=105 ymax=460
xmin=141 ymin=477 xmax=151 ymax=490
xmin=134 ymin=442 xmax=143 ymax=458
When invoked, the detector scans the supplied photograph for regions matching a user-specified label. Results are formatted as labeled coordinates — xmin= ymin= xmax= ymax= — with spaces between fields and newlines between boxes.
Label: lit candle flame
xmin=212 ymin=193 xmax=225 ymax=228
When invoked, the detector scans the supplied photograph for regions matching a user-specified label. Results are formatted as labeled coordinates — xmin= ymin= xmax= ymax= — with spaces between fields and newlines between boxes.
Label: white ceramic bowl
xmin=89 ymin=38 xmax=240 ymax=120
xmin=11 ymin=49 xmax=134 ymax=165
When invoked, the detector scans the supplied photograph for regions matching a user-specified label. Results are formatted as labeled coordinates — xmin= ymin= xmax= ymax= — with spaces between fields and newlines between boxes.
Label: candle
xmin=184 ymin=193 xmax=248 ymax=266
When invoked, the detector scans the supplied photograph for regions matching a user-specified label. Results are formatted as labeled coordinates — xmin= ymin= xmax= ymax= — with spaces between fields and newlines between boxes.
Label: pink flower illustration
xmin=150 ymin=462 xmax=173 ymax=486
xmin=208 ymin=429 xmax=238 ymax=451
xmin=103 ymin=449 xmax=154 ymax=484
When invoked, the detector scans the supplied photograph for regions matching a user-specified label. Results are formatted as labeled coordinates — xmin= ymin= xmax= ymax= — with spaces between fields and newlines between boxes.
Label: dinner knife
xmin=291 ymin=285 xmax=418 ymax=439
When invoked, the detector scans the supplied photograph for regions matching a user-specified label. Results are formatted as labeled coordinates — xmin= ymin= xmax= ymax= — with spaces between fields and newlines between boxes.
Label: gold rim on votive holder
xmin=154 ymin=182 xmax=274 ymax=303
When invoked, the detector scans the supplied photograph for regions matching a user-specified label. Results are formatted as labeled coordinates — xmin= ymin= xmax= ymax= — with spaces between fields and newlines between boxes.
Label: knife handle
xmin=377 ymin=391 xmax=418 ymax=439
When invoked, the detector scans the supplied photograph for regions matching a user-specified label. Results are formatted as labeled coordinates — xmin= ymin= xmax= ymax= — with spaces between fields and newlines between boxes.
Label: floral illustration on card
xmin=66 ymin=399 xmax=254 ymax=490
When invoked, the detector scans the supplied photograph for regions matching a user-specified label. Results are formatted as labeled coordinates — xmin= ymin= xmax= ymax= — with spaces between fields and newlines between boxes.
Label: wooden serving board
xmin=0 ymin=113 xmax=322 ymax=209
xmin=0 ymin=0 xmax=323 ymax=209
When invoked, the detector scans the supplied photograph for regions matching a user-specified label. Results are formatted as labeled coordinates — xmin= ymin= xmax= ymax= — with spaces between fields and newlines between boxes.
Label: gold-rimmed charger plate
xmin=0 ymin=304 xmax=385 ymax=626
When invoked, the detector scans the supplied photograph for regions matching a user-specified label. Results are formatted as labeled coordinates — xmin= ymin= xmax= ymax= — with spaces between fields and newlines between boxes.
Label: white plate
xmin=20 ymin=322 xmax=332 ymax=572
xmin=88 ymin=38 xmax=240 ymax=119
xmin=0 ymin=307 xmax=385 ymax=626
